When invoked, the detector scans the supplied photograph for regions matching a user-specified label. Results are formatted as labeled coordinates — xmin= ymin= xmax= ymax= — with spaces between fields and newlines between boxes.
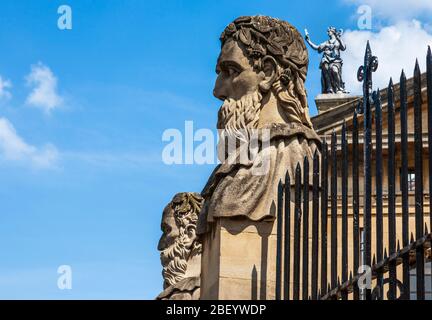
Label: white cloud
xmin=25 ymin=63 xmax=63 ymax=113
xmin=344 ymin=0 xmax=432 ymax=22
xmin=0 ymin=117 xmax=58 ymax=169
xmin=0 ymin=76 xmax=12 ymax=100
xmin=342 ymin=20 xmax=432 ymax=94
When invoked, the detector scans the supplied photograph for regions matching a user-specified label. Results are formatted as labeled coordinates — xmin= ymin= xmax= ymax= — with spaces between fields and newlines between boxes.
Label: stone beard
xmin=216 ymin=91 xmax=264 ymax=162
xmin=160 ymin=227 xmax=200 ymax=289
xmin=217 ymin=91 xmax=262 ymax=131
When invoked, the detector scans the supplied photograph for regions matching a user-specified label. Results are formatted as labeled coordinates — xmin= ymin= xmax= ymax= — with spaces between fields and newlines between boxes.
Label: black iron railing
xmin=275 ymin=43 xmax=432 ymax=300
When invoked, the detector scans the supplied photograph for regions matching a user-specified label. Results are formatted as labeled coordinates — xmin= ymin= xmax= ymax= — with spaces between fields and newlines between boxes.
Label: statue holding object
xmin=305 ymin=27 xmax=348 ymax=94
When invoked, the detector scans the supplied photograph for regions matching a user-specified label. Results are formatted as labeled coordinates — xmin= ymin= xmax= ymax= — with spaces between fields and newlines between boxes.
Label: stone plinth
xmin=200 ymin=217 xmax=278 ymax=300
xmin=315 ymin=93 xmax=361 ymax=114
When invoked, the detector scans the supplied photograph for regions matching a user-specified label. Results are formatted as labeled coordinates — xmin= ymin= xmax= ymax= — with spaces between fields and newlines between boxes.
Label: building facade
xmin=311 ymin=72 xmax=432 ymax=299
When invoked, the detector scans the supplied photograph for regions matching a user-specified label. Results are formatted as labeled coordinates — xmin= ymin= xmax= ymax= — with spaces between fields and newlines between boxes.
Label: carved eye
xmin=227 ymin=67 xmax=240 ymax=77
xmin=220 ymin=62 xmax=241 ymax=78
xmin=162 ymin=223 xmax=172 ymax=234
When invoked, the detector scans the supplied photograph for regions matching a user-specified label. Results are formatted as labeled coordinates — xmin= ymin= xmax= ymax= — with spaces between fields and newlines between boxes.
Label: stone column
xmin=200 ymin=218 xmax=278 ymax=300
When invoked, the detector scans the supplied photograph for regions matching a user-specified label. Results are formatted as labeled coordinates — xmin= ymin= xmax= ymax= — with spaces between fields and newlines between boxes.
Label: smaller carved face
xmin=214 ymin=39 xmax=266 ymax=101
xmin=157 ymin=193 xmax=203 ymax=289
xmin=157 ymin=203 xmax=179 ymax=252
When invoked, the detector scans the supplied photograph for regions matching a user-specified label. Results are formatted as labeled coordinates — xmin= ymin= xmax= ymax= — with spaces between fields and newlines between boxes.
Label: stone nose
xmin=157 ymin=236 xmax=166 ymax=251
xmin=213 ymin=76 xmax=228 ymax=101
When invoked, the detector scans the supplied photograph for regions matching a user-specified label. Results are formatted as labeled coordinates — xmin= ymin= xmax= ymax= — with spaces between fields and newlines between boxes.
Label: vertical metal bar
xmin=361 ymin=42 xmax=375 ymax=300
xmin=427 ymin=45 xmax=432 ymax=301
xmin=388 ymin=79 xmax=397 ymax=300
xmin=293 ymin=163 xmax=302 ymax=300
xmin=283 ymin=172 xmax=291 ymax=300
xmin=302 ymin=157 xmax=309 ymax=300
xmin=400 ymin=69 xmax=410 ymax=300
xmin=331 ymin=131 xmax=338 ymax=289
xmin=414 ymin=60 xmax=425 ymax=300
xmin=276 ymin=180 xmax=283 ymax=300
xmin=374 ymin=89 xmax=383 ymax=262
xmin=352 ymin=111 xmax=360 ymax=300
xmin=427 ymin=47 xmax=432 ymax=235
xmin=341 ymin=122 xmax=348 ymax=300
xmin=373 ymin=89 xmax=384 ymax=299
xmin=312 ymin=151 xmax=319 ymax=300
xmin=320 ymin=141 xmax=328 ymax=296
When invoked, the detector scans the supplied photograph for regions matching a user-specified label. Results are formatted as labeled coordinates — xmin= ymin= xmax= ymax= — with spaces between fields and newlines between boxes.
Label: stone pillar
xmin=195 ymin=15 xmax=321 ymax=300
xmin=200 ymin=218 xmax=278 ymax=300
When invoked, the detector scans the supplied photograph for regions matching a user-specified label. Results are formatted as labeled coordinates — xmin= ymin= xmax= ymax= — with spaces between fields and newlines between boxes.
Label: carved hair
xmin=327 ymin=26 xmax=342 ymax=37
xmin=171 ymin=193 xmax=203 ymax=231
xmin=220 ymin=15 xmax=313 ymax=128
xmin=170 ymin=192 xmax=203 ymax=258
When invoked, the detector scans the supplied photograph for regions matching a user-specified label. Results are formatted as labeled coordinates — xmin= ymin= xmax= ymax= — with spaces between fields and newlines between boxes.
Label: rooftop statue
xmin=305 ymin=27 xmax=347 ymax=94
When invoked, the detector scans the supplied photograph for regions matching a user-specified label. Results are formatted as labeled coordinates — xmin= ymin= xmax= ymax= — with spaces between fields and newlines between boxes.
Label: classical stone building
xmin=313 ymin=73 xmax=430 ymax=242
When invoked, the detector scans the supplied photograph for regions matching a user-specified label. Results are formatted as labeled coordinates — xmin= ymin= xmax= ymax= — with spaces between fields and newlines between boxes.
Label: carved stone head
xmin=214 ymin=15 xmax=313 ymax=131
xmin=158 ymin=192 xmax=203 ymax=290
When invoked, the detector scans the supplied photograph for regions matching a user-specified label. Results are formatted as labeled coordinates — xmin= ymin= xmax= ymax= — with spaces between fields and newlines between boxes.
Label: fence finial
xmin=357 ymin=41 xmax=378 ymax=114
xmin=415 ymin=58 xmax=421 ymax=76
xmin=284 ymin=170 xmax=290 ymax=186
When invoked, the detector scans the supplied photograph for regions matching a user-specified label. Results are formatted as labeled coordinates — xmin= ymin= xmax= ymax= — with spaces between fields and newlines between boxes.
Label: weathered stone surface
xmin=156 ymin=15 xmax=321 ymax=300
xmin=156 ymin=193 xmax=203 ymax=300
xmin=199 ymin=15 xmax=320 ymax=233
xmin=157 ymin=276 xmax=200 ymax=300
xmin=200 ymin=218 xmax=278 ymax=300
xmin=196 ymin=15 xmax=321 ymax=300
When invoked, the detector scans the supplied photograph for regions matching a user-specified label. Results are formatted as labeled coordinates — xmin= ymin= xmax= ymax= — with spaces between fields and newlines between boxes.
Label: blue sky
xmin=0 ymin=0 xmax=431 ymax=299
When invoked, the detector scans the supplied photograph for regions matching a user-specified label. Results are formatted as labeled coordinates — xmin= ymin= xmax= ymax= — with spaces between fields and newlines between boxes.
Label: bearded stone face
xmin=214 ymin=16 xmax=314 ymax=134
xmin=158 ymin=204 xmax=178 ymax=253
xmin=215 ymin=39 xmax=265 ymax=131
xmin=158 ymin=193 xmax=203 ymax=290
xmin=214 ymin=39 xmax=266 ymax=103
